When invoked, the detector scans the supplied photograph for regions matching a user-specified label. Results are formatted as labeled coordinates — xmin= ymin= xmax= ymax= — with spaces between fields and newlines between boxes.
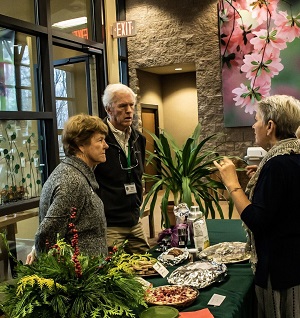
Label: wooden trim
xmin=0 ymin=198 xmax=40 ymax=217
xmin=0 ymin=111 xmax=53 ymax=120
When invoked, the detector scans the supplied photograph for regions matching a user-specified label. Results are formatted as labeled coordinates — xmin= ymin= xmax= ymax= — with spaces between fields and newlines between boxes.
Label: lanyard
xmin=127 ymin=142 xmax=131 ymax=168
xmin=127 ymin=141 xmax=132 ymax=179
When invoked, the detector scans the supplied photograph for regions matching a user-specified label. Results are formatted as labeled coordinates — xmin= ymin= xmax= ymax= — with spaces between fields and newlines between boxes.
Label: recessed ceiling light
xmin=175 ymin=68 xmax=183 ymax=71
xmin=52 ymin=17 xmax=87 ymax=29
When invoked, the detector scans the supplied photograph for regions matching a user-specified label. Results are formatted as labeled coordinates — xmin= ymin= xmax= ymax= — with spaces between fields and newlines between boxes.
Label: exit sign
xmin=111 ymin=20 xmax=136 ymax=38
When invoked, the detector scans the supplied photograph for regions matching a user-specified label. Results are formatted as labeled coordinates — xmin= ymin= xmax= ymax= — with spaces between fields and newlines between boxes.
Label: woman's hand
xmin=26 ymin=248 xmax=36 ymax=265
xmin=213 ymin=156 xmax=251 ymax=216
xmin=213 ymin=157 xmax=240 ymax=190
xmin=245 ymin=165 xmax=258 ymax=178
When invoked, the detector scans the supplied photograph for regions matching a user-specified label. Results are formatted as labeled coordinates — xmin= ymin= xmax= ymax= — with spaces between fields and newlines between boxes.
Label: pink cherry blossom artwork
xmin=219 ymin=0 xmax=300 ymax=127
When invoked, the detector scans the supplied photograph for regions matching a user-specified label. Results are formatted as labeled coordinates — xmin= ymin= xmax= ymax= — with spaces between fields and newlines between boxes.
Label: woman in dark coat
xmin=214 ymin=95 xmax=300 ymax=318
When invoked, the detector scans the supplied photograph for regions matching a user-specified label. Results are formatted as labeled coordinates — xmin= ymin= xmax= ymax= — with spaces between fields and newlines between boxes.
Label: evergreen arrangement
xmin=0 ymin=208 xmax=148 ymax=318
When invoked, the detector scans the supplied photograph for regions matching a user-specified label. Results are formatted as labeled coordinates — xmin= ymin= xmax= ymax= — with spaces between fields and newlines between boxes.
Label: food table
xmin=145 ymin=219 xmax=256 ymax=318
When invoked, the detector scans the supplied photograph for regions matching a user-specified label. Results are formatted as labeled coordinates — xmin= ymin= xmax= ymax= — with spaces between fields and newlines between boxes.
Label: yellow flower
xmin=16 ymin=274 xmax=67 ymax=296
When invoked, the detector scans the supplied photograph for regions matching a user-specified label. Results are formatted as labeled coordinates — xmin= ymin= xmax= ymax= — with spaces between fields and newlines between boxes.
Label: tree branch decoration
xmin=219 ymin=0 xmax=300 ymax=114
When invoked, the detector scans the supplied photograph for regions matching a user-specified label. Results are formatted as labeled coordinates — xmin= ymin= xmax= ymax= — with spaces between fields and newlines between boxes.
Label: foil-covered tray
xmin=157 ymin=247 xmax=189 ymax=266
xmin=167 ymin=260 xmax=227 ymax=289
xmin=197 ymin=242 xmax=250 ymax=264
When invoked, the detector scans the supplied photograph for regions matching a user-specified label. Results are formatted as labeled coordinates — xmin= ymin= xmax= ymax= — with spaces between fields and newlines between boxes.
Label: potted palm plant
xmin=141 ymin=123 xmax=234 ymax=229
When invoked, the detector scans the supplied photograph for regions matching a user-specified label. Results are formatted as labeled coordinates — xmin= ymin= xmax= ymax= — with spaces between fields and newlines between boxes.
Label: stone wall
xmin=125 ymin=0 xmax=255 ymax=160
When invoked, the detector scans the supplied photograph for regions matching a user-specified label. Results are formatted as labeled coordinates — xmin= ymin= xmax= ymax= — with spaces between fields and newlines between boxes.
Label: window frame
xmin=0 ymin=0 xmax=107 ymax=216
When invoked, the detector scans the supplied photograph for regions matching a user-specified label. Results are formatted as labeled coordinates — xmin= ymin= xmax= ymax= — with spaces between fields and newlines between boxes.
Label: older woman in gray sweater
xmin=27 ymin=114 xmax=109 ymax=263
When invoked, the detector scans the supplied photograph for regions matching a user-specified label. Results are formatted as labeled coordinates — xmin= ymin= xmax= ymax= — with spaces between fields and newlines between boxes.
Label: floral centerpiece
xmin=0 ymin=208 xmax=148 ymax=318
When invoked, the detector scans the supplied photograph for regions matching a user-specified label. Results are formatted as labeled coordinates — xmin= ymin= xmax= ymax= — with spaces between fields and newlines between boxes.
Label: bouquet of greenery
xmin=0 ymin=208 xmax=148 ymax=318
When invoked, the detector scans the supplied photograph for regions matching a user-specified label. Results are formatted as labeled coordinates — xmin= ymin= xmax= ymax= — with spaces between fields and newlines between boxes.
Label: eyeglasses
xmin=118 ymin=150 xmax=139 ymax=171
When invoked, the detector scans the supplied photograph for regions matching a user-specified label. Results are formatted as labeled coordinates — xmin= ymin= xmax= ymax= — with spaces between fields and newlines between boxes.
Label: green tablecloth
xmin=145 ymin=219 xmax=255 ymax=318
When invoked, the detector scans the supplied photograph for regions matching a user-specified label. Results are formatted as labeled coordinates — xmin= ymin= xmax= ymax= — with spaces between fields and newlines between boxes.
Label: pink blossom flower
xmin=248 ymin=0 xmax=279 ymax=24
xmin=218 ymin=1 xmax=239 ymax=26
xmin=232 ymin=80 xmax=271 ymax=114
xmin=250 ymin=28 xmax=287 ymax=52
xmin=274 ymin=10 xmax=300 ymax=42
xmin=235 ymin=0 xmax=248 ymax=10
xmin=241 ymin=52 xmax=284 ymax=83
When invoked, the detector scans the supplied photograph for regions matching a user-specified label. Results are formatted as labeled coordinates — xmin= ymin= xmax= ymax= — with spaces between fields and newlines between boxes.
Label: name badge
xmin=124 ymin=183 xmax=137 ymax=195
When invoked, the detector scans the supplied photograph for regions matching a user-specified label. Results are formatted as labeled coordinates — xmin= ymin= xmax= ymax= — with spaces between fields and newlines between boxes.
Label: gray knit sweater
xmin=35 ymin=156 xmax=107 ymax=256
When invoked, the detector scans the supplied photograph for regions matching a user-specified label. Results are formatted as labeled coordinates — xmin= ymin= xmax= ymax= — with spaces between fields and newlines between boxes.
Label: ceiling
xmin=139 ymin=63 xmax=196 ymax=75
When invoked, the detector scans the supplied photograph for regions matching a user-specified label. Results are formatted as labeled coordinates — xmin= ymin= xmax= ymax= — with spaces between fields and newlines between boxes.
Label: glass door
xmin=53 ymin=46 xmax=98 ymax=159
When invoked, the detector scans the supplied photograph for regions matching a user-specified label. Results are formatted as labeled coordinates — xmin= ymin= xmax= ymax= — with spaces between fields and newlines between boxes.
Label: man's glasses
xmin=118 ymin=150 xmax=139 ymax=170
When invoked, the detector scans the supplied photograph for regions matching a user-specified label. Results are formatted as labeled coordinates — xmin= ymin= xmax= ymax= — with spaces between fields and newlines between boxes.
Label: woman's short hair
xmin=62 ymin=114 xmax=108 ymax=156
xmin=102 ymin=83 xmax=136 ymax=111
xmin=258 ymin=95 xmax=300 ymax=140
xmin=296 ymin=126 xmax=300 ymax=139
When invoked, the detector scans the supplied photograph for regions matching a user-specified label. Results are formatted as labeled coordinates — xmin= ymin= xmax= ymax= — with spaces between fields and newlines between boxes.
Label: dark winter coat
xmin=94 ymin=118 xmax=146 ymax=227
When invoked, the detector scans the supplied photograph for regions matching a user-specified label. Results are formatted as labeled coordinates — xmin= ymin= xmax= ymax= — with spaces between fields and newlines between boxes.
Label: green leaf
xmin=142 ymin=123 xmax=235 ymax=223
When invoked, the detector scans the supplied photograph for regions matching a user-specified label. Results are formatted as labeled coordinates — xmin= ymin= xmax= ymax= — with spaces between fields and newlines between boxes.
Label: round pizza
xmin=145 ymin=285 xmax=198 ymax=307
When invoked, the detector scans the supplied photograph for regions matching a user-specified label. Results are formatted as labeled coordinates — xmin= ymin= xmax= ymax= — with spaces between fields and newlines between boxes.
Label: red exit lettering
xmin=112 ymin=20 xmax=136 ymax=38
xmin=72 ymin=28 xmax=89 ymax=39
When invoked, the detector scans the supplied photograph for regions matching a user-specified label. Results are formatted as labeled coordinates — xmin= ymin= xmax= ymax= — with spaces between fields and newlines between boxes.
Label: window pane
xmin=20 ymin=66 xmax=31 ymax=87
xmin=0 ymin=0 xmax=35 ymax=23
xmin=0 ymin=120 xmax=45 ymax=205
xmin=21 ymin=89 xmax=32 ymax=111
xmin=53 ymin=46 xmax=92 ymax=117
xmin=54 ymin=69 xmax=67 ymax=97
xmin=0 ymin=29 xmax=40 ymax=111
xmin=51 ymin=0 xmax=92 ymax=40
xmin=56 ymin=99 xmax=69 ymax=129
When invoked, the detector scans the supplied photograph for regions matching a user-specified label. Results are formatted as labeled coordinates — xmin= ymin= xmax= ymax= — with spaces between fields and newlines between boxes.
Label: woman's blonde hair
xmin=258 ymin=95 xmax=300 ymax=140
xmin=62 ymin=114 xmax=108 ymax=156
xmin=296 ymin=126 xmax=300 ymax=139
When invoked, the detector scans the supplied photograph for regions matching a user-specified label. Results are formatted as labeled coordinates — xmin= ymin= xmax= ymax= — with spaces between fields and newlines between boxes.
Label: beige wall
xmin=104 ymin=0 xmax=120 ymax=83
xmin=137 ymin=70 xmax=164 ymax=129
xmin=16 ymin=214 xmax=39 ymax=240
xmin=137 ymin=70 xmax=198 ymax=146
xmin=162 ymin=72 xmax=198 ymax=147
